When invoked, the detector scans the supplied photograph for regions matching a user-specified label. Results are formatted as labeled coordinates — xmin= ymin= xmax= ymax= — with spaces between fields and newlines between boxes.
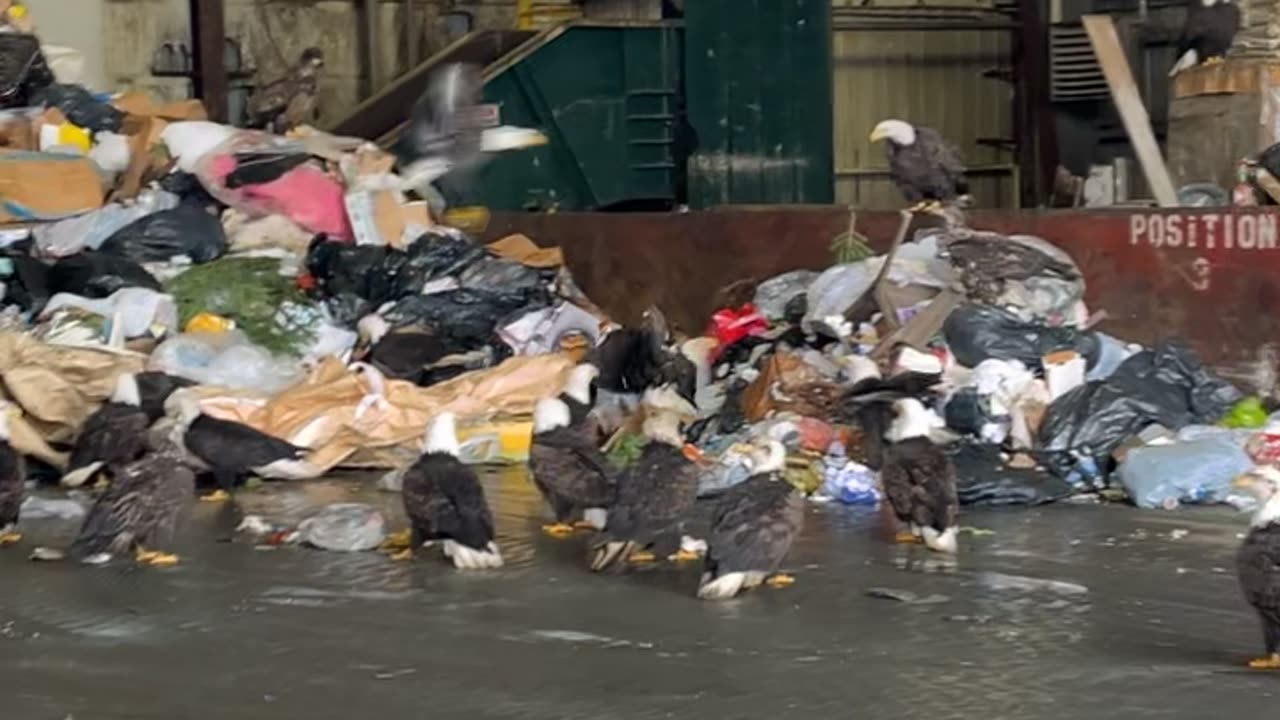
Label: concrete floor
xmin=1 ymin=468 xmax=1276 ymax=720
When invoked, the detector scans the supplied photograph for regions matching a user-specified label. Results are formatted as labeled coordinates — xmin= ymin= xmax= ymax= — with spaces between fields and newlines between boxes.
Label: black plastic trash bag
xmin=32 ymin=83 xmax=124 ymax=133
xmin=305 ymin=231 xmax=492 ymax=326
xmin=1036 ymin=340 xmax=1242 ymax=461
xmin=100 ymin=205 xmax=228 ymax=264
xmin=304 ymin=238 xmax=402 ymax=321
xmin=944 ymin=387 xmax=1002 ymax=437
xmin=0 ymin=34 xmax=53 ymax=109
xmin=401 ymin=229 xmax=486 ymax=283
xmin=158 ymin=171 xmax=225 ymax=212
xmin=46 ymin=251 xmax=161 ymax=299
xmin=0 ymin=246 xmax=49 ymax=311
xmin=949 ymin=443 xmax=1075 ymax=506
xmin=384 ymin=288 xmax=547 ymax=355
xmin=458 ymin=255 xmax=546 ymax=293
xmin=944 ymin=303 xmax=1100 ymax=369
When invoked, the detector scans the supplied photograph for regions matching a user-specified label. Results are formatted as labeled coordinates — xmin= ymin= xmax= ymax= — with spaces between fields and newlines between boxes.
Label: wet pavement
xmin=2 ymin=468 xmax=1278 ymax=719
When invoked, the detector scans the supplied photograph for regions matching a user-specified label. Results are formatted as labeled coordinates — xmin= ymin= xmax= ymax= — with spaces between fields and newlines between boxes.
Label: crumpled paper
xmin=0 ymin=331 xmax=145 ymax=456
xmin=192 ymin=353 xmax=575 ymax=475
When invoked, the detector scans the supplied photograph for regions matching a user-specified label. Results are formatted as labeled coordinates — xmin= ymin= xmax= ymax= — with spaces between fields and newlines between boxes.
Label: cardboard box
xmin=345 ymin=189 xmax=432 ymax=249
xmin=0 ymin=151 xmax=103 ymax=222
xmin=112 ymin=113 xmax=171 ymax=201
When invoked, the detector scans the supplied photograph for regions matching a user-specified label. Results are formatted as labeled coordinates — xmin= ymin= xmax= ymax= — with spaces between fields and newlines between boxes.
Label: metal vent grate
xmin=1050 ymin=24 xmax=1108 ymax=101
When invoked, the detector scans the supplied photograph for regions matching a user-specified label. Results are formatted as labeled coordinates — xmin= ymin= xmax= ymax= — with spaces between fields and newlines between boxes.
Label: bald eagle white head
xmin=424 ymin=412 xmax=461 ymax=456
xmin=562 ymin=363 xmax=600 ymax=406
xmin=870 ymin=119 xmax=916 ymax=146
xmin=357 ymin=314 xmax=391 ymax=346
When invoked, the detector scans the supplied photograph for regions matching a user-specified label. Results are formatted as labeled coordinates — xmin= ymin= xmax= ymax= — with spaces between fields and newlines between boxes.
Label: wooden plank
xmin=1082 ymin=15 xmax=1179 ymax=207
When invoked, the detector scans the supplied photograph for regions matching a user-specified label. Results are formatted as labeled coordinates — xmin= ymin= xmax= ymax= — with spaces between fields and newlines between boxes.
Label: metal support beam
xmin=190 ymin=0 xmax=227 ymax=122
xmin=405 ymin=0 xmax=420 ymax=69
xmin=1015 ymin=0 xmax=1057 ymax=207
xmin=360 ymin=0 xmax=382 ymax=97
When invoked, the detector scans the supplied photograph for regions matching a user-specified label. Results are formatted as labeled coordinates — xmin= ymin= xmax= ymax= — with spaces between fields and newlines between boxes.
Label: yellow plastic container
xmin=185 ymin=312 xmax=236 ymax=334
xmin=457 ymin=417 xmax=535 ymax=465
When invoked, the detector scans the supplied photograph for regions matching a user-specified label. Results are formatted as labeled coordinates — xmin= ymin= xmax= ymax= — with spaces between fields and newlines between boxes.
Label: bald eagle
xmin=589 ymin=396 xmax=701 ymax=572
xmin=0 ymin=410 xmax=24 ymax=547
xmin=698 ymin=442 xmax=804 ymax=600
xmin=247 ymin=47 xmax=324 ymax=134
xmin=880 ymin=398 xmax=959 ymax=553
xmin=869 ymin=119 xmax=968 ymax=213
xmin=1169 ymin=0 xmax=1240 ymax=77
xmin=1233 ymin=467 xmax=1280 ymax=669
xmin=397 ymin=412 xmax=503 ymax=569
xmin=395 ymin=63 xmax=548 ymax=207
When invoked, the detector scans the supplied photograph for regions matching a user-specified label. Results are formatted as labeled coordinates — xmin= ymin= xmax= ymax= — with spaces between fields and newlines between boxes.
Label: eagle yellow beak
xmin=869 ymin=127 xmax=888 ymax=143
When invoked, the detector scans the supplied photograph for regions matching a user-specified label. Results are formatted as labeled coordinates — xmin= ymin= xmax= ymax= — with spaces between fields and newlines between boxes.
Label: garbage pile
xmin=0 ymin=35 xmax=1267 ymax=572
xmin=653 ymin=218 xmax=1264 ymax=513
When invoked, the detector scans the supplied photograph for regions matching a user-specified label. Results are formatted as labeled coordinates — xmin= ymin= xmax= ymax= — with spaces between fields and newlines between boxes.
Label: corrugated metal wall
xmin=832 ymin=8 xmax=1017 ymax=209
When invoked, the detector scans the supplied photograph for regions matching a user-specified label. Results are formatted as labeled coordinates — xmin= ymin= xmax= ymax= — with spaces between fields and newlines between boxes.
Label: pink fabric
xmin=207 ymin=154 xmax=352 ymax=240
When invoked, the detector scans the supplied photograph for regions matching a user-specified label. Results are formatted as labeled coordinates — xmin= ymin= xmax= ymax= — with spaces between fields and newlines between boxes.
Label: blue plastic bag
xmin=1119 ymin=437 xmax=1254 ymax=509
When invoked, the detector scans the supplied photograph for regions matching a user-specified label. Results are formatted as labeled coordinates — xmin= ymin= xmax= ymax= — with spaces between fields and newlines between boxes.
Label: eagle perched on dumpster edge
xmin=869 ymin=118 xmax=969 ymax=214
xmin=1168 ymin=0 xmax=1240 ymax=76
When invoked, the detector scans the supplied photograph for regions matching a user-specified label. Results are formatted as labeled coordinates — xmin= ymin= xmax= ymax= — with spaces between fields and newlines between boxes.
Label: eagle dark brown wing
xmin=138 ymin=450 xmax=196 ymax=551
xmin=529 ymin=426 xmax=616 ymax=522
xmin=0 ymin=439 xmax=24 ymax=529
xmin=881 ymin=437 xmax=959 ymax=532
xmin=590 ymin=442 xmax=698 ymax=570
xmin=704 ymin=473 xmax=803 ymax=577
xmin=402 ymin=451 xmax=495 ymax=551
xmin=67 ymin=403 xmax=149 ymax=474
xmin=69 ymin=454 xmax=165 ymax=560
xmin=1238 ymin=525 xmax=1280 ymax=642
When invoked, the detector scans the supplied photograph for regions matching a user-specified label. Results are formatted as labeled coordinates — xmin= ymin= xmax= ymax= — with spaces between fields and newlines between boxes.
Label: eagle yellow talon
xmin=380 ymin=529 xmax=413 ymax=550
xmin=135 ymin=548 xmax=159 ymax=563
xmin=541 ymin=523 xmax=575 ymax=537
xmin=200 ymin=489 xmax=232 ymax=503
xmin=0 ymin=530 xmax=21 ymax=545
xmin=389 ymin=548 xmax=414 ymax=562
xmin=668 ymin=549 xmax=702 ymax=562
xmin=894 ymin=530 xmax=923 ymax=544
xmin=145 ymin=552 xmax=180 ymax=567
xmin=1249 ymin=654 xmax=1280 ymax=669
xmin=1203 ymin=55 xmax=1225 ymax=66
xmin=766 ymin=573 xmax=796 ymax=588
xmin=627 ymin=550 xmax=657 ymax=563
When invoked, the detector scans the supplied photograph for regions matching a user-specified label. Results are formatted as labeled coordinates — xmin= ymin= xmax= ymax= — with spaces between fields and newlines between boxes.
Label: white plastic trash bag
xmin=161 ymin=121 xmax=238 ymax=173
xmin=295 ymin=503 xmax=386 ymax=552
xmin=148 ymin=330 xmax=303 ymax=394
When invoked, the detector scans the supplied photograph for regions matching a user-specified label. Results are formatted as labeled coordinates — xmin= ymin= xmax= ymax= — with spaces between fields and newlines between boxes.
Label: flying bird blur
xmin=393 ymin=63 xmax=548 ymax=205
